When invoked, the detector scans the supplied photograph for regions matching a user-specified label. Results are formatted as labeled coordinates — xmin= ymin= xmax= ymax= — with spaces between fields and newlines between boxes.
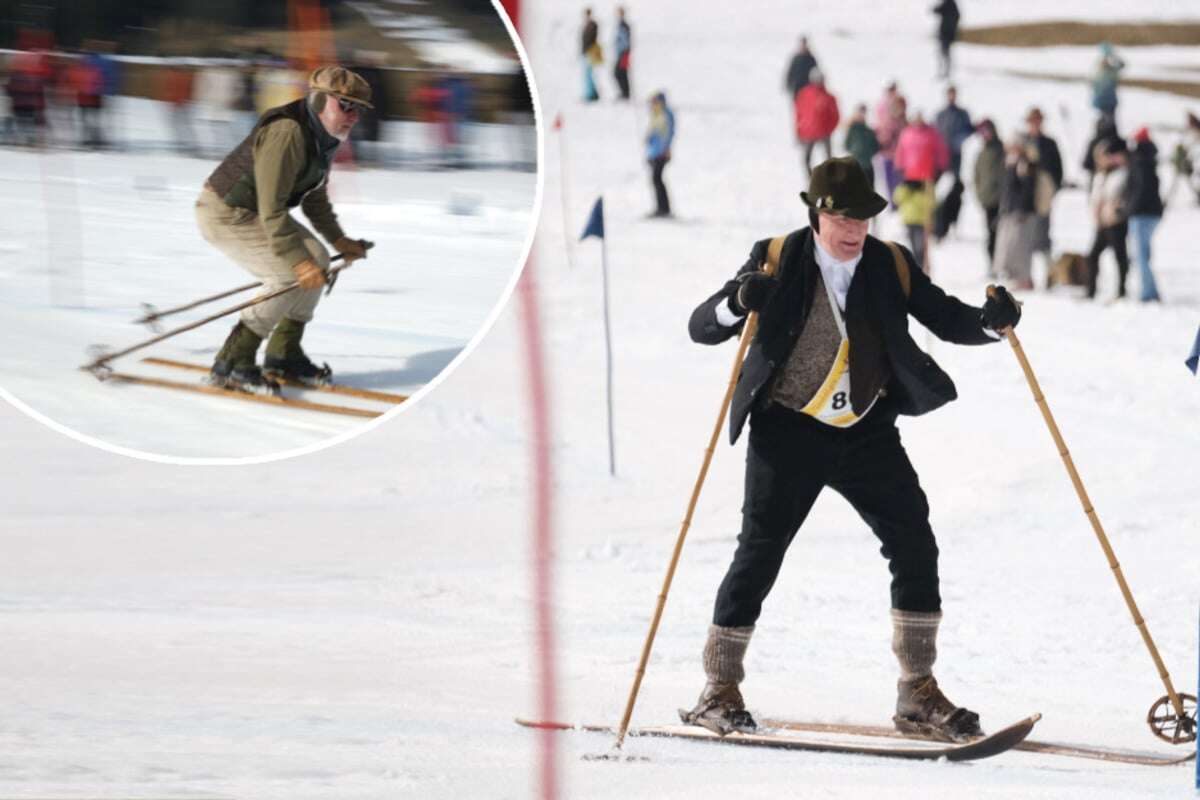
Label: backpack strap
xmin=764 ymin=234 xmax=788 ymax=277
xmin=884 ymin=240 xmax=912 ymax=299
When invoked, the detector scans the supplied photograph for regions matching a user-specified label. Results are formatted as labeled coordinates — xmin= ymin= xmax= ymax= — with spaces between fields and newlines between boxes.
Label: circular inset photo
xmin=0 ymin=0 xmax=538 ymax=462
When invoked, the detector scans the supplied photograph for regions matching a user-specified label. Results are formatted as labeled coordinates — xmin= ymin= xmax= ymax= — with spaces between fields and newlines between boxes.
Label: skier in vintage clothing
xmin=681 ymin=157 xmax=1022 ymax=741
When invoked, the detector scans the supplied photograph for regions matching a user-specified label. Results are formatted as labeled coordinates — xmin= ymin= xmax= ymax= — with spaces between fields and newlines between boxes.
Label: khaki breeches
xmin=195 ymin=187 xmax=328 ymax=338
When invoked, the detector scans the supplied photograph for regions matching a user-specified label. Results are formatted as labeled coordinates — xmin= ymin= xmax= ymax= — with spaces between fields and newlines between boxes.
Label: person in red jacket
xmin=893 ymin=110 xmax=949 ymax=183
xmin=794 ymin=68 xmax=839 ymax=177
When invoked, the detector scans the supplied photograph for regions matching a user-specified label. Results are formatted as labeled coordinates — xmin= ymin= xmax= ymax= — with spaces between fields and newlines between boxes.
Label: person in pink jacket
xmin=793 ymin=68 xmax=839 ymax=177
xmin=893 ymin=110 xmax=949 ymax=183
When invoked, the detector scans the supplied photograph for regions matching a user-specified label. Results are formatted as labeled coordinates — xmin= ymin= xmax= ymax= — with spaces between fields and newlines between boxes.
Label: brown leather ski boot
xmin=679 ymin=624 xmax=757 ymax=736
xmin=679 ymin=681 xmax=757 ymax=736
xmin=894 ymin=675 xmax=983 ymax=742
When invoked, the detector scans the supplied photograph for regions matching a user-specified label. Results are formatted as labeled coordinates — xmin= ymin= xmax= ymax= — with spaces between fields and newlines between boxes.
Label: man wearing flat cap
xmin=196 ymin=65 xmax=374 ymax=391
xmin=680 ymin=157 xmax=1022 ymax=742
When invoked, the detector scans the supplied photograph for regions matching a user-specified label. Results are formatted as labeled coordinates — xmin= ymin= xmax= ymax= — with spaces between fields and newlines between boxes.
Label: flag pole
xmin=600 ymin=229 xmax=616 ymax=477
xmin=555 ymin=113 xmax=577 ymax=271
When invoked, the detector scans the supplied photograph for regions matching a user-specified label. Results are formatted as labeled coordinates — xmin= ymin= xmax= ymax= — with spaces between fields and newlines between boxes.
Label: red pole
xmin=501 ymin=6 xmax=559 ymax=800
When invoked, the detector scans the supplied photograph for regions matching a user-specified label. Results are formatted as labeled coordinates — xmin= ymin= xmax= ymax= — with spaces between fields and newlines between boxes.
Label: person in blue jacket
xmin=646 ymin=91 xmax=675 ymax=218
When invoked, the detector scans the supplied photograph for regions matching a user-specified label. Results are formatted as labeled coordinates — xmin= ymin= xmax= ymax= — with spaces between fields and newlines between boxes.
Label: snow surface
xmin=1 ymin=1 xmax=1199 ymax=798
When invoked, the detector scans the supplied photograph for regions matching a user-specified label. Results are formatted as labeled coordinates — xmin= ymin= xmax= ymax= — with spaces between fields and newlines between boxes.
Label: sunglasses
xmin=336 ymin=97 xmax=362 ymax=114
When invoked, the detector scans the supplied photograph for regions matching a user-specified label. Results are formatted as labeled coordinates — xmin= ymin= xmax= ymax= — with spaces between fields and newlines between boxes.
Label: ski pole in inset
xmin=613 ymin=237 xmax=785 ymax=751
xmin=989 ymin=285 xmax=1197 ymax=745
xmin=82 ymin=252 xmax=369 ymax=376
xmin=135 ymin=245 xmax=369 ymax=328
xmin=134 ymin=280 xmax=263 ymax=329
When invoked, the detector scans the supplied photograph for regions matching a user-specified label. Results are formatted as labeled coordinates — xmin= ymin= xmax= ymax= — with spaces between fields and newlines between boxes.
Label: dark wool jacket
xmin=689 ymin=229 xmax=995 ymax=444
xmin=999 ymin=160 xmax=1037 ymax=215
xmin=1124 ymin=141 xmax=1164 ymax=217
xmin=207 ymin=98 xmax=344 ymax=264
xmin=1030 ymin=133 xmax=1064 ymax=189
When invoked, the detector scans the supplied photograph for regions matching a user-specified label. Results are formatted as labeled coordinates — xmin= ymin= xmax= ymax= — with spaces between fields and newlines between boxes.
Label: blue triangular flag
xmin=581 ymin=196 xmax=604 ymax=241
xmin=1187 ymin=323 xmax=1200 ymax=375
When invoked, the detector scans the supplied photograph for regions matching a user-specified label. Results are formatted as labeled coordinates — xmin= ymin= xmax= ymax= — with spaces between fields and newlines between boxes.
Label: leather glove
xmin=730 ymin=271 xmax=780 ymax=315
xmin=982 ymin=284 xmax=1021 ymax=331
xmin=293 ymin=258 xmax=327 ymax=290
xmin=334 ymin=236 xmax=370 ymax=264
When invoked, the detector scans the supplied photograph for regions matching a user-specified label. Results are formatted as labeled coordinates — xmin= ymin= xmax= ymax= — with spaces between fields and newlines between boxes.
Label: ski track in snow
xmin=1 ymin=1 xmax=1199 ymax=797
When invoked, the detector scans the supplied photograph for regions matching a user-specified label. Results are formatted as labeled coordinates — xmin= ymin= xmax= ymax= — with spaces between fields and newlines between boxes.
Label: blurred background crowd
xmin=0 ymin=0 xmax=536 ymax=169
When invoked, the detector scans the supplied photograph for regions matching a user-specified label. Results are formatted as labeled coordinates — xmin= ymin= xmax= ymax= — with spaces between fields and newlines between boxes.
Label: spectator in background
xmin=973 ymin=118 xmax=1004 ymax=266
xmin=844 ymin=103 xmax=879 ymax=188
xmin=874 ymin=82 xmax=907 ymax=203
xmin=893 ymin=178 xmax=935 ymax=271
xmin=1023 ymin=107 xmax=1063 ymax=260
xmin=349 ymin=52 xmax=389 ymax=164
xmin=934 ymin=85 xmax=972 ymax=178
xmin=893 ymin=109 xmax=948 ymax=185
xmin=194 ymin=61 xmax=239 ymax=157
xmin=0 ymin=65 xmax=12 ymax=143
xmin=255 ymin=58 xmax=304 ymax=113
xmin=645 ymin=90 xmax=675 ymax=218
xmin=581 ymin=8 xmax=601 ymax=102
xmin=784 ymin=36 xmax=818 ymax=101
xmin=443 ymin=74 xmax=474 ymax=167
xmin=1083 ymin=115 xmax=1119 ymax=192
xmin=159 ymin=62 xmax=195 ymax=155
xmin=8 ymin=50 xmax=50 ymax=147
xmin=232 ymin=61 xmax=258 ymax=142
xmin=1173 ymin=111 xmax=1200 ymax=206
xmin=1085 ymin=139 xmax=1131 ymax=300
xmin=1124 ymin=127 xmax=1164 ymax=302
xmin=410 ymin=74 xmax=448 ymax=164
xmin=504 ymin=57 xmax=536 ymax=170
xmin=931 ymin=0 xmax=960 ymax=78
xmin=793 ymin=68 xmax=839 ymax=178
xmin=613 ymin=6 xmax=632 ymax=101
xmin=67 ymin=53 xmax=105 ymax=148
xmin=1091 ymin=41 xmax=1125 ymax=125
xmin=85 ymin=41 xmax=119 ymax=148
xmin=993 ymin=134 xmax=1038 ymax=289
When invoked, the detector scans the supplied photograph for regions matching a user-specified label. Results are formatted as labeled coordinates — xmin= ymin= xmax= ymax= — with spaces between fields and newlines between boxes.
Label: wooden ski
xmin=760 ymin=717 xmax=1196 ymax=767
xmin=140 ymin=357 xmax=409 ymax=404
xmin=516 ymin=714 xmax=1041 ymax=763
xmin=102 ymin=372 xmax=382 ymax=419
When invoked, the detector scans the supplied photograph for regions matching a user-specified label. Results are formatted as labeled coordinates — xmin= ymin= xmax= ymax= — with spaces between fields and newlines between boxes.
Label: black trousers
xmin=614 ymin=64 xmax=630 ymax=99
xmin=1085 ymin=220 xmax=1129 ymax=299
xmin=650 ymin=156 xmax=670 ymax=215
xmin=712 ymin=401 xmax=941 ymax=628
xmin=984 ymin=204 xmax=999 ymax=266
xmin=801 ymin=138 xmax=832 ymax=175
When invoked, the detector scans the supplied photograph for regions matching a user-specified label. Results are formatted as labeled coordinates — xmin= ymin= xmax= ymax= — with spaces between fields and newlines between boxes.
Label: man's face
xmin=817 ymin=212 xmax=869 ymax=261
xmin=318 ymin=95 xmax=361 ymax=141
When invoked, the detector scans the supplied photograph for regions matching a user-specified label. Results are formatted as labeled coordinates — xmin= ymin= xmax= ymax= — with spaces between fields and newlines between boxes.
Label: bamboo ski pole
xmin=82 ymin=257 xmax=364 ymax=375
xmin=135 ymin=280 xmax=265 ymax=327
xmin=990 ymin=286 xmax=1189 ymax=725
xmin=613 ymin=243 xmax=782 ymax=751
xmin=135 ymin=249 xmax=365 ymax=327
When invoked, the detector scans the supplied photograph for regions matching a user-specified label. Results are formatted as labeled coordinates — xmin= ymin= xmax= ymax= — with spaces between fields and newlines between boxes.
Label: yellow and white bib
xmin=798 ymin=272 xmax=877 ymax=428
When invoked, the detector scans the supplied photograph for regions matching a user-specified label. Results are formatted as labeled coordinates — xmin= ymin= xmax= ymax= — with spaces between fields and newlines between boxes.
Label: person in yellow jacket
xmin=195 ymin=66 xmax=372 ymax=392
xmin=892 ymin=179 xmax=934 ymax=272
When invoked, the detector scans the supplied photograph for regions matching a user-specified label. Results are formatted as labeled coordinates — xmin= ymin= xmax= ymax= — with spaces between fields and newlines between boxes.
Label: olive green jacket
xmin=207 ymin=99 xmax=345 ymax=267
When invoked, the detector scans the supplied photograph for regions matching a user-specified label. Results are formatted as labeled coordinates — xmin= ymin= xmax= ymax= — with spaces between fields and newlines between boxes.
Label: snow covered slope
xmin=0 ymin=1 xmax=1197 ymax=798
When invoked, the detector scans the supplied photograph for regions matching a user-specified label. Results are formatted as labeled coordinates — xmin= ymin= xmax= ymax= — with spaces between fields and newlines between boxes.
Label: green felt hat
xmin=800 ymin=156 xmax=888 ymax=220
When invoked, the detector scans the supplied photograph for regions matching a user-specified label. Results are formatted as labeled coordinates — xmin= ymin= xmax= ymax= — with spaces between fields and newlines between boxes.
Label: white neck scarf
xmin=813 ymin=239 xmax=863 ymax=312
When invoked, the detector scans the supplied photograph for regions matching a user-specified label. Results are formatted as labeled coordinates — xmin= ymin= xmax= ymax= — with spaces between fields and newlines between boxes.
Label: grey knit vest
xmin=768 ymin=270 xmax=842 ymax=412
